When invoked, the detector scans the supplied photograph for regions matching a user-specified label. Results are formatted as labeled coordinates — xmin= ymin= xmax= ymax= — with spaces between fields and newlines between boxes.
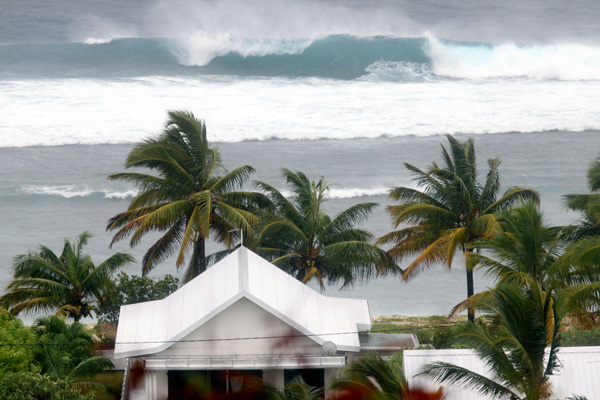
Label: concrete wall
xmin=154 ymin=297 xmax=323 ymax=357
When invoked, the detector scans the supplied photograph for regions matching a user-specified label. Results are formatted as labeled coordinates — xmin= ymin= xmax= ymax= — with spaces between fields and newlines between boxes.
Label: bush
xmin=95 ymin=272 xmax=179 ymax=324
xmin=562 ymin=325 xmax=600 ymax=347
xmin=0 ymin=311 xmax=37 ymax=373
xmin=0 ymin=372 xmax=92 ymax=400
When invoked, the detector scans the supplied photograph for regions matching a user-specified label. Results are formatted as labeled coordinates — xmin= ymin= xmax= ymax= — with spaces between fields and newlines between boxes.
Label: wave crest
xmin=279 ymin=187 xmax=389 ymax=199
xmin=84 ymin=38 xmax=114 ymax=45
xmin=177 ymin=36 xmax=313 ymax=66
xmin=18 ymin=185 xmax=137 ymax=199
xmin=428 ymin=37 xmax=600 ymax=81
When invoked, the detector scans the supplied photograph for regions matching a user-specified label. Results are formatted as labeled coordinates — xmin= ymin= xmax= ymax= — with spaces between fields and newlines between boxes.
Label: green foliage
xmin=33 ymin=316 xmax=94 ymax=376
xmin=416 ymin=324 xmax=471 ymax=350
xmin=108 ymin=110 xmax=267 ymax=282
xmin=266 ymin=377 xmax=322 ymax=400
xmin=0 ymin=232 xmax=133 ymax=321
xmin=0 ymin=372 xmax=92 ymax=400
xmin=331 ymin=353 xmax=407 ymax=399
xmin=256 ymin=169 xmax=400 ymax=288
xmin=372 ymin=320 xmax=472 ymax=350
xmin=564 ymin=153 xmax=600 ymax=240
xmin=95 ymin=272 xmax=179 ymax=324
xmin=462 ymin=200 xmax=565 ymax=301
xmin=0 ymin=310 xmax=37 ymax=373
xmin=32 ymin=316 xmax=114 ymax=382
xmin=562 ymin=325 xmax=600 ymax=347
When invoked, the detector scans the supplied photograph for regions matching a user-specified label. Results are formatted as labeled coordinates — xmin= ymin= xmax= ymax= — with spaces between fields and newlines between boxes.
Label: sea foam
xmin=1 ymin=74 xmax=599 ymax=147
xmin=279 ymin=187 xmax=390 ymax=199
xmin=20 ymin=184 xmax=387 ymax=200
xmin=19 ymin=185 xmax=137 ymax=199
xmin=427 ymin=37 xmax=600 ymax=81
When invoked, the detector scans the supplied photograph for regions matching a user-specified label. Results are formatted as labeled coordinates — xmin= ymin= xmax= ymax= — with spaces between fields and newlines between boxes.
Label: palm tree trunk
xmin=194 ymin=237 xmax=206 ymax=274
xmin=466 ymin=267 xmax=474 ymax=323
xmin=466 ymin=247 xmax=475 ymax=323
xmin=184 ymin=238 xmax=206 ymax=283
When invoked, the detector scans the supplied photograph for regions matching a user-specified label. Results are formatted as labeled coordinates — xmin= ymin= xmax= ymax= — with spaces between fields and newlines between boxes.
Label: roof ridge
xmin=238 ymin=247 xmax=249 ymax=291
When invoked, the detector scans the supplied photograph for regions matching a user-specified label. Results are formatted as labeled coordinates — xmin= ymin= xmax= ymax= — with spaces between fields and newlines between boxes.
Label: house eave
xmin=142 ymin=354 xmax=347 ymax=370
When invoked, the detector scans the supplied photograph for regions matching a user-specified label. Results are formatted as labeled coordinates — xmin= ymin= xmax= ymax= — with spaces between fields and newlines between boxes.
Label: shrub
xmin=0 ymin=310 xmax=37 ymax=373
xmin=562 ymin=325 xmax=600 ymax=347
xmin=0 ymin=372 xmax=92 ymax=400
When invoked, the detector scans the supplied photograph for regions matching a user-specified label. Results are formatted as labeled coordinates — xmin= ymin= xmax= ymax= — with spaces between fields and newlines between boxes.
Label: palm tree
xmin=564 ymin=154 xmax=600 ymax=240
xmin=107 ymin=110 xmax=267 ymax=282
xmin=377 ymin=135 xmax=539 ymax=321
xmin=420 ymin=282 xmax=565 ymax=400
xmin=256 ymin=169 xmax=399 ymax=289
xmin=0 ymin=232 xmax=133 ymax=321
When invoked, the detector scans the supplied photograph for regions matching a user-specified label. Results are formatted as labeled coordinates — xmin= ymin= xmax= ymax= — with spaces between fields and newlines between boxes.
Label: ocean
xmin=1 ymin=0 xmax=599 ymax=319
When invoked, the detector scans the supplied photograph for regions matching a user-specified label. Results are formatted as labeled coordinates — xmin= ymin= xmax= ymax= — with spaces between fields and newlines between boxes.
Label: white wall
xmin=404 ymin=347 xmax=600 ymax=400
xmin=154 ymin=297 xmax=323 ymax=357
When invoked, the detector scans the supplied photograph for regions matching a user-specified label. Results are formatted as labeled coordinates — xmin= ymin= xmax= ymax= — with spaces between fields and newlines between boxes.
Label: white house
xmin=115 ymin=247 xmax=417 ymax=399
xmin=404 ymin=347 xmax=600 ymax=399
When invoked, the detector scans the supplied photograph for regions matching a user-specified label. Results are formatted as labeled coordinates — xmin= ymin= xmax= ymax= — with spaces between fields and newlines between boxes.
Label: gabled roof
xmin=115 ymin=247 xmax=372 ymax=358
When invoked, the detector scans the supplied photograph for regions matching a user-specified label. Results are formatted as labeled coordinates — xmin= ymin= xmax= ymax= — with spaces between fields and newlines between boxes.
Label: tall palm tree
xmin=107 ymin=110 xmax=266 ymax=282
xmin=256 ymin=169 xmax=400 ymax=289
xmin=0 ymin=232 xmax=133 ymax=321
xmin=377 ymin=135 xmax=539 ymax=321
xmin=564 ymin=154 xmax=600 ymax=240
xmin=420 ymin=282 xmax=565 ymax=400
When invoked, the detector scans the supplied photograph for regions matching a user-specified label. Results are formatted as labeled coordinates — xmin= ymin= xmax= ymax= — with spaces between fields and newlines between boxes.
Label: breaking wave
xmin=18 ymin=185 xmax=137 ymax=199
xmin=19 ymin=185 xmax=389 ymax=200
xmin=3 ymin=34 xmax=600 ymax=81
xmin=279 ymin=187 xmax=390 ymax=199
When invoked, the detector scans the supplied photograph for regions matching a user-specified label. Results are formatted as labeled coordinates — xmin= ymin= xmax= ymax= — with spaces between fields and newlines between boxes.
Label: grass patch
xmin=372 ymin=315 xmax=471 ymax=349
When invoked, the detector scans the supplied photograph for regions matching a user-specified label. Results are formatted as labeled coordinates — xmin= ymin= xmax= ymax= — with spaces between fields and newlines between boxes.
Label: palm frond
xmin=484 ymin=187 xmax=540 ymax=214
xmin=402 ymin=237 xmax=448 ymax=280
xmin=419 ymin=362 xmax=519 ymax=399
